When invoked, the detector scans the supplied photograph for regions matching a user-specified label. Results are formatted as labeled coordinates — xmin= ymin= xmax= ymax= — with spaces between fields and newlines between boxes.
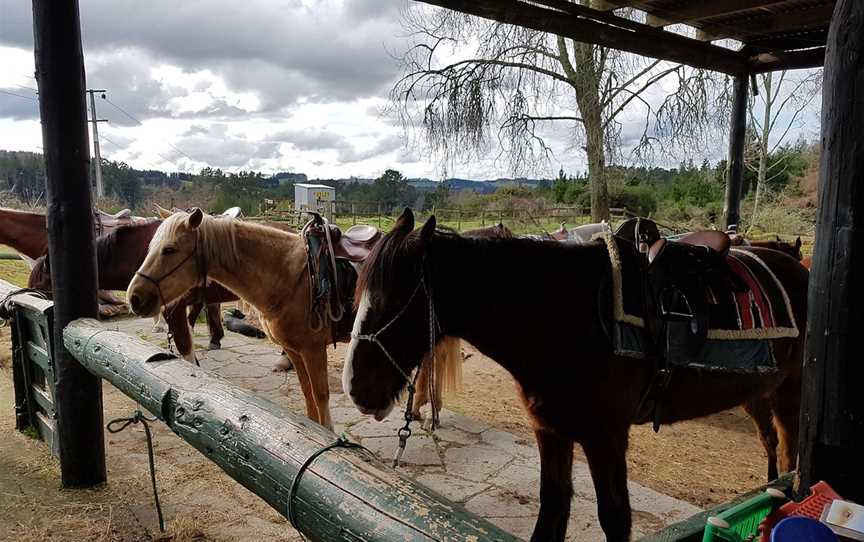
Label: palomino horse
xmin=343 ymin=209 xmax=807 ymax=542
xmin=27 ymin=220 xmax=221 ymax=360
xmin=124 ymin=210 xmax=455 ymax=429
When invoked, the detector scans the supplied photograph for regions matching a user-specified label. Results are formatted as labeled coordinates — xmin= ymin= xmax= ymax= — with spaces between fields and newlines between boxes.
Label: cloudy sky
xmin=0 ymin=0 xmax=821 ymax=180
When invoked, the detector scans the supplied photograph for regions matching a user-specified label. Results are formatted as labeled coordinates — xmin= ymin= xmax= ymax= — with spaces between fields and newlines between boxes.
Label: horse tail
xmin=434 ymin=336 xmax=462 ymax=397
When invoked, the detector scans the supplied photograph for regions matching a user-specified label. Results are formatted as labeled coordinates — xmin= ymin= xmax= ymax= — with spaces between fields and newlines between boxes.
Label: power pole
xmin=86 ymin=89 xmax=107 ymax=199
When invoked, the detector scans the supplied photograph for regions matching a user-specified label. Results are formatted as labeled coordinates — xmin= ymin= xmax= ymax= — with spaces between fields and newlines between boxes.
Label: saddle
xmin=314 ymin=223 xmax=381 ymax=262
xmin=302 ymin=213 xmax=381 ymax=342
xmin=93 ymin=208 xmax=136 ymax=236
xmin=614 ymin=218 xmax=748 ymax=364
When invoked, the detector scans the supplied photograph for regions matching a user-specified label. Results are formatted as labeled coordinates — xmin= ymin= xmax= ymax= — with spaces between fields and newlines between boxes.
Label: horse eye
xmin=162 ymin=246 xmax=177 ymax=256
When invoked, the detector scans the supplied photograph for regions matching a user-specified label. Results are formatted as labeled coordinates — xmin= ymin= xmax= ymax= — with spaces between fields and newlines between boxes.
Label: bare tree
xmin=746 ymin=70 xmax=821 ymax=231
xmin=390 ymin=1 xmax=728 ymax=221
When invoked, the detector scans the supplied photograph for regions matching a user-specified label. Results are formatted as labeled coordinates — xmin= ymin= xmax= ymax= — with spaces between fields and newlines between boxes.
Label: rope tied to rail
xmin=0 ymin=288 xmax=48 ymax=320
xmin=287 ymin=434 xmax=365 ymax=538
xmin=107 ymin=410 xmax=165 ymax=532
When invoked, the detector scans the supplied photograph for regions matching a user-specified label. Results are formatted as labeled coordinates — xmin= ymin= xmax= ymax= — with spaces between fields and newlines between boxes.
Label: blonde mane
xmin=150 ymin=212 xmax=251 ymax=271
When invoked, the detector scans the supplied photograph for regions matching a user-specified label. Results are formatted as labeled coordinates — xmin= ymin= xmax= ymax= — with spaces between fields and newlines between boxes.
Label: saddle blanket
xmin=602 ymin=231 xmax=799 ymax=373
xmin=604 ymin=232 xmax=798 ymax=340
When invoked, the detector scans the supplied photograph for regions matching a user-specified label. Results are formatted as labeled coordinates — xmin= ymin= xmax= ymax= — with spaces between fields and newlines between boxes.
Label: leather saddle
xmin=302 ymin=213 xmax=381 ymax=341
xmin=614 ymin=218 xmax=748 ymax=364
xmin=93 ymin=208 xmax=137 ymax=236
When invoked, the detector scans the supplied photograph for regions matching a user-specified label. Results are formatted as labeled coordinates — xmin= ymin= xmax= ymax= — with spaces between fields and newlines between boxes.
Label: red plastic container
xmin=759 ymin=481 xmax=842 ymax=542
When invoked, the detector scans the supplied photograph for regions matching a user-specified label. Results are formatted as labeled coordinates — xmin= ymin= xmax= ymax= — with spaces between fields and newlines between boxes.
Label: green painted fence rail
xmin=64 ymin=319 xmax=520 ymax=542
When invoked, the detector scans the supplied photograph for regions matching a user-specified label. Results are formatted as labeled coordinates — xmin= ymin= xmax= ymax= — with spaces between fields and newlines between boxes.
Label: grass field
xmin=0 ymin=246 xmax=28 ymax=287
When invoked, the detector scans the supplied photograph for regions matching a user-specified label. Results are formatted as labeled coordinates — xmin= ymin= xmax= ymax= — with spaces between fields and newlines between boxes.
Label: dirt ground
xmin=446 ymin=343 xmax=767 ymax=508
xmin=0 ymin=329 xmax=301 ymax=542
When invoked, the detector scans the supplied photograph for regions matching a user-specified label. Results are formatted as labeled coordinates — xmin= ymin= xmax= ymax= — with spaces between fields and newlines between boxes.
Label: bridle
xmin=135 ymin=231 xmax=209 ymax=359
xmin=351 ymin=267 xmax=441 ymax=467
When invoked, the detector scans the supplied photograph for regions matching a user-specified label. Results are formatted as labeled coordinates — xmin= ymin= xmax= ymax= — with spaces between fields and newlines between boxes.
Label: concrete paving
xmin=110 ymin=316 xmax=700 ymax=541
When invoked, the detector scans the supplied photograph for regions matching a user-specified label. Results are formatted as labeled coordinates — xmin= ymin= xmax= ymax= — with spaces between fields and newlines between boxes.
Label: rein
xmin=351 ymin=269 xmax=440 ymax=467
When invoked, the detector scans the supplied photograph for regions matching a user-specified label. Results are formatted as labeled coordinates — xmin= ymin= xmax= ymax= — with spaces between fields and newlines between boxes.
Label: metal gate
xmin=2 ymin=280 xmax=58 ymax=457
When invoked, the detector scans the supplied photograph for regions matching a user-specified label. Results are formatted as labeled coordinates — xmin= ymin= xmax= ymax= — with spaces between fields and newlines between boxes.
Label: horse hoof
xmin=273 ymin=357 xmax=294 ymax=372
xmin=208 ymin=342 xmax=221 ymax=351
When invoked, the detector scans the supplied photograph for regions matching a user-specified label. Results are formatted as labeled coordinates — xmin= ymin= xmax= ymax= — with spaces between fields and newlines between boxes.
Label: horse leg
xmin=529 ymin=429 xmax=574 ymax=542
xmin=770 ymin=375 xmax=801 ymax=475
xmin=151 ymin=313 xmax=167 ymax=333
xmin=302 ymin=347 xmax=332 ymax=430
xmin=187 ymin=302 xmax=204 ymax=329
xmin=582 ymin=432 xmax=631 ymax=542
xmin=166 ymin=307 xmax=197 ymax=365
xmin=285 ymin=349 xmax=322 ymax=426
xmin=744 ymin=398 xmax=779 ymax=481
xmin=205 ymin=303 xmax=223 ymax=350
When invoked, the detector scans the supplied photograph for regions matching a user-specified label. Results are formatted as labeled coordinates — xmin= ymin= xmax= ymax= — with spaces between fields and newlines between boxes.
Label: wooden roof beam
xmin=643 ymin=0 xmax=793 ymax=27
xmin=418 ymin=0 xmax=748 ymax=74
xmin=696 ymin=4 xmax=835 ymax=42
xmin=749 ymin=46 xmax=826 ymax=72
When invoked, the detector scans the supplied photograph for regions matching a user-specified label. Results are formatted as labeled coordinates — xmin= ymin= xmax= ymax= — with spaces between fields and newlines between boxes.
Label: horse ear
xmin=420 ymin=215 xmax=437 ymax=243
xmin=393 ymin=208 xmax=414 ymax=234
xmin=795 ymin=237 xmax=802 ymax=250
xmin=188 ymin=208 xmax=204 ymax=229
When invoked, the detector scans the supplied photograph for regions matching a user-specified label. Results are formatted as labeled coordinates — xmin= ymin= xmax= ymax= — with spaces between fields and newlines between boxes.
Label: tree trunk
xmin=585 ymin=114 xmax=609 ymax=222
xmin=559 ymin=35 xmax=610 ymax=222
xmin=750 ymin=72 xmax=773 ymax=232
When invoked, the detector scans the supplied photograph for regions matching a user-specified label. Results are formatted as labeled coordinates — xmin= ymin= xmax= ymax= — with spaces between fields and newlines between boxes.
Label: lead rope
xmin=107 ymin=411 xmax=165 ymax=532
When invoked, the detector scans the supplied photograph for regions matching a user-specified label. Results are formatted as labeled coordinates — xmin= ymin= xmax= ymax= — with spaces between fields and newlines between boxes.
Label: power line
xmin=0 ymin=88 xmax=37 ymax=101
xmin=101 ymin=129 xmax=184 ymax=170
xmin=102 ymin=95 xmax=199 ymax=163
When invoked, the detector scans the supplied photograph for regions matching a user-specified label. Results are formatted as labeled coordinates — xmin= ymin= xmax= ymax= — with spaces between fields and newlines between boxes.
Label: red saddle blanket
xmin=705 ymin=249 xmax=798 ymax=339
xmin=605 ymin=232 xmax=798 ymax=341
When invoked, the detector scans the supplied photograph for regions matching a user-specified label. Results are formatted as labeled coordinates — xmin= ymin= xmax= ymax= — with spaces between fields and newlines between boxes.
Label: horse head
xmin=127 ymin=209 xmax=206 ymax=316
xmin=343 ymin=208 xmax=445 ymax=421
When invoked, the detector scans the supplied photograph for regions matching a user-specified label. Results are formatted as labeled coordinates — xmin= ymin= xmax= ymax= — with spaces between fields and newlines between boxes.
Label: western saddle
xmin=614 ymin=218 xmax=748 ymax=429
xmin=302 ymin=213 xmax=381 ymax=341
xmin=93 ymin=208 xmax=137 ymax=236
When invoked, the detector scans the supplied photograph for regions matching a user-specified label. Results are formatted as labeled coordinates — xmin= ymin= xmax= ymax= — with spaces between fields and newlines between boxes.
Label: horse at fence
xmin=28 ymin=219 xmax=234 ymax=363
xmin=126 ymin=210 xmax=513 ymax=428
xmin=2 ymin=206 xmax=155 ymax=314
xmin=343 ymin=209 xmax=807 ymax=542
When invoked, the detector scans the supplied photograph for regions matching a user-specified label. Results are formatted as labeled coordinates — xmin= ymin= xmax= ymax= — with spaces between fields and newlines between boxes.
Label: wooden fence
xmin=53 ymin=319 xmax=520 ymax=541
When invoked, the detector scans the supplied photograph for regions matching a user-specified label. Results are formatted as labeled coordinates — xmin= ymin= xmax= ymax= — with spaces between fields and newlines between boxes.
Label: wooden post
xmin=31 ymin=0 xmax=106 ymax=487
xmin=377 ymin=202 xmax=381 ymax=229
xmin=457 ymin=209 xmax=462 ymax=231
xmin=64 ymin=321 xmax=521 ymax=542
xmin=351 ymin=203 xmax=356 ymax=225
xmin=723 ymin=74 xmax=748 ymax=231
xmin=481 ymin=210 xmax=485 ymax=227
xmin=798 ymin=0 xmax=864 ymax=501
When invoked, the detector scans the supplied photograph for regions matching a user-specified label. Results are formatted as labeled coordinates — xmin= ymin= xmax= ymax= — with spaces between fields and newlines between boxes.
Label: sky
xmin=0 ymin=0 xmax=822 ymax=180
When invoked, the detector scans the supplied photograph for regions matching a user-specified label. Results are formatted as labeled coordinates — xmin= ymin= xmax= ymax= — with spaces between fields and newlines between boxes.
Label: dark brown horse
xmin=28 ymin=220 xmax=231 ymax=362
xmin=734 ymin=235 xmax=803 ymax=261
xmin=343 ymin=209 xmax=807 ymax=542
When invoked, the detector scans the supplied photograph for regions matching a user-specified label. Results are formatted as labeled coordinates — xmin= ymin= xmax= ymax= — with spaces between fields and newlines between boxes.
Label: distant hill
xmin=406 ymin=177 xmax=551 ymax=193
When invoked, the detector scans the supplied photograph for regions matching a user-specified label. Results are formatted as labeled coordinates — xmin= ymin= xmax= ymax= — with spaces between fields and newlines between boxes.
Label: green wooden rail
xmin=64 ymin=319 xmax=520 ymax=542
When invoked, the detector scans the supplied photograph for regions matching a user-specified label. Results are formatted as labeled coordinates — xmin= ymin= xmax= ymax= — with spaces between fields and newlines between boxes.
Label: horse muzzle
xmin=128 ymin=290 xmax=158 ymax=317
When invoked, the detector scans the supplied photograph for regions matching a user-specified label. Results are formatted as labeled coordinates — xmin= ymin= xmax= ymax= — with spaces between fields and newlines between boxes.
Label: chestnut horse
xmin=343 ymin=209 xmax=807 ymax=542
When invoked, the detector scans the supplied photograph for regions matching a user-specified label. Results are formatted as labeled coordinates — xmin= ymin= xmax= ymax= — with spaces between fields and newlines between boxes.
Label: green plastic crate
xmin=702 ymin=488 xmax=787 ymax=542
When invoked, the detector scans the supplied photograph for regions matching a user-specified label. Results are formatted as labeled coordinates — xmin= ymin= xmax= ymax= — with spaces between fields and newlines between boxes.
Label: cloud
xmin=337 ymin=133 xmax=403 ymax=163
xmin=0 ymin=0 xmax=405 ymax=116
